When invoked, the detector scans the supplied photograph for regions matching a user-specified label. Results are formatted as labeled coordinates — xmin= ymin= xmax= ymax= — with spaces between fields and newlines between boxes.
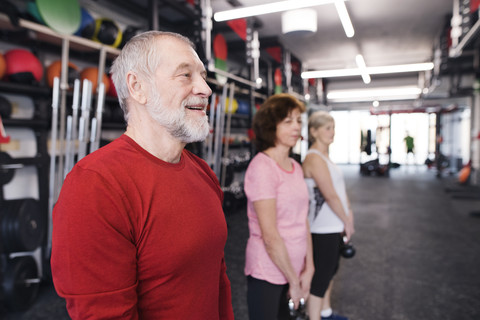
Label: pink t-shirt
xmin=243 ymin=152 xmax=309 ymax=284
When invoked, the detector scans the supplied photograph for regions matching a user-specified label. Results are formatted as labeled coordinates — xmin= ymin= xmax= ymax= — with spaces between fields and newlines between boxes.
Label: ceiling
xmin=212 ymin=0 xmax=452 ymax=71
xmin=79 ymin=0 xmax=472 ymax=111
xmin=209 ymin=0 xmax=464 ymax=111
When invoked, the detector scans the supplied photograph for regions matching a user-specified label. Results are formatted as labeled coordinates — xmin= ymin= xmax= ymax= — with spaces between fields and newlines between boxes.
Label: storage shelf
xmin=0 ymin=13 xmax=120 ymax=59
xmin=449 ymin=19 xmax=480 ymax=58
xmin=3 ymin=118 xmax=49 ymax=129
xmin=0 ymin=81 xmax=50 ymax=97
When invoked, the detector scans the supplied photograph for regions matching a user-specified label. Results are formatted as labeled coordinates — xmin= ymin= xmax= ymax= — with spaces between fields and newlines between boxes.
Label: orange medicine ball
xmin=46 ymin=60 xmax=80 ymax=88
xmin=0 ymin=52 xmax=6 ymax=79
xmin=80 ymin=67 xmax=110 ymax=94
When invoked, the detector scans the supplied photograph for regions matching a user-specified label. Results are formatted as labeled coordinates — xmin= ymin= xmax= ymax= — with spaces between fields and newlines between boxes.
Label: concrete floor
xmin=2 ymin=165 xmax=480 ymax=319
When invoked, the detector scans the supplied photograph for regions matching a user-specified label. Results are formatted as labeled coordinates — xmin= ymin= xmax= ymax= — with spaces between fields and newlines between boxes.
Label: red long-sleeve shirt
xmin=51 ymin=135 xmax=234 ymax=319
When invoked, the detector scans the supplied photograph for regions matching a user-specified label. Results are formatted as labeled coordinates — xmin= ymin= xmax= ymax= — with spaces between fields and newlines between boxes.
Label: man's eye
xmin=183 ymin=73 xmax=191 ymax=77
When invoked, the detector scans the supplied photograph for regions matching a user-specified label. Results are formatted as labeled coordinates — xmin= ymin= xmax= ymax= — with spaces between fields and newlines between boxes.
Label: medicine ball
xmin=0 ymin=95 xmax=12 ymax=119
xmin=74 ymin=7 xmax=94 ymax=36
xmin=0 ymin=52 xmax=6 ymax=79
xmin=4 ymin=49 xmax=43 ymax=84
xmin=46 ymin=60 xmax=80 ymax=88
xmin=120 ymin=25 xmax=144 ymax=48
xmin=80 ymin=67 xmax=110 ymax=94
xmin=82 ymin=18 xmax=122 ymax=48
xmin=25 ymin=1 xmax=45 ymax=25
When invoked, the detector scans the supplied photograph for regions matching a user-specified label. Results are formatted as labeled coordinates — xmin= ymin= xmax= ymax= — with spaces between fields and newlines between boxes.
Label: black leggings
xmin=310 ymin=233 xmax=342 ymax=297
xmin=246 ymin=276 xmax=290 ymax=320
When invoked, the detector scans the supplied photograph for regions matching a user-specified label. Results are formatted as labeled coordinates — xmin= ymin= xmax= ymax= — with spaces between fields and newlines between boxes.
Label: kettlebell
xmin=340 ymin=236 xmax=356 ymax=259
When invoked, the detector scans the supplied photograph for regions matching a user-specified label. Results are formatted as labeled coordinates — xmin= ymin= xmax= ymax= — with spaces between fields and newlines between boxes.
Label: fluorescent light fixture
xmin=327 ymin=86 xmax=422 ymax=102
xmin=282 ymin=8 xmax=317 ymax=35
xmin=213 ymin=0 xmax=340 ymax=21
xmin=334 ymin=0 xmax=354 ymax=37
xmin=355 ymin=54 xmax=370 ymax=84
xmin=302 ymin=62 xmax=434 ymax=79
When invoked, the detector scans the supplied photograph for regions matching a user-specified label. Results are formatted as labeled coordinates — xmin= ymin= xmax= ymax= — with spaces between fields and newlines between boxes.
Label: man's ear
xmin=126 ymin=72 xmax=147 ymax=105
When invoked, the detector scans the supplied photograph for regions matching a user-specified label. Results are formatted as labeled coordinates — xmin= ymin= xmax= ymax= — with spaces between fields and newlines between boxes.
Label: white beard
xmin=146 ymin=92 xmax=210 ymax=143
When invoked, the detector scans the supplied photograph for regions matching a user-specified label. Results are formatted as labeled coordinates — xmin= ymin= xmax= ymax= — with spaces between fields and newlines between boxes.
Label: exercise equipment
xmin=46 ymin=60 xmax=80 ymax=88
xmin=120 ymin=25 xmax=144 ymax=47
xmin=0 ymin=151 xmax=21 ymax=186
xmin=213 ymin=34 xmax=228 ymax=85
xmin=236 ymin=99 xmax=250 ymax=115
xmin=35 ymin=0 xmax=81 ymax=35
xmin=360 ymin=158 xmax=388 ymax=176
xmin=74 ymin=7 xmax=94 ymax=36
xmin=82 ymin=18 xmax=123 ymax=48
xmin=224 ymin=97 xmax=238 ymax=114
xmin=0 ymin=115 xmax=10 ymax=144
xmin=26 ymin=1 xmax=45 ymax=25
xmin=4 ymin=49 xmax=43 ymax=84
xmin=64 ymin=79 xmax=81 ymax=178
xmin=340 ymin=237 xmax=356 ymax=259
xmin=89 ymin=82 xmax=106 ymax=153
xmin=0 ymin=95 xmax=12 ymax=119
xmin=274 ymin=68 xmax=282 ymax=94
xmin=1 ymin=256 xmax=40 ymax=311
xmin=77 ymin=79 xmax=93 ymax=160
xmin=47 ymin=76 xmax=60 ymax=257
xmin=288 ymin=298 xmax=307 ymax=320
xmin=0 ymin=52 xmax=6 ymax=80
xmin=1 ymin=198 xmax=46 ymax=253
xmin=80 ymin=67 xmax=110 ymax=94
xmin=107 ymin=74 xmax=117 ymax=97
xmin=458 ymin=161 xmax=471 ymax=184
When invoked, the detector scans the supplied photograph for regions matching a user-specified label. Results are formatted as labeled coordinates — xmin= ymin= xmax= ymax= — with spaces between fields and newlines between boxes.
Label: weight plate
xmin=2 ymin=256 xmax=40 ymax=311
xmin=1 ymin=199 xmax=46 ymax=253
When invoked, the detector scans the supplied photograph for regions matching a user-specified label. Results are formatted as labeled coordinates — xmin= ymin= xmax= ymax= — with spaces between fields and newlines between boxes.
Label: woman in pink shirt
xmin=244 ymin=93 xmax=314 ymax=320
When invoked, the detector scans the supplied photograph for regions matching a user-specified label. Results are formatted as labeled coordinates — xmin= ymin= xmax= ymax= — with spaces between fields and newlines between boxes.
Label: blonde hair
xmin=308 ymin=110 xmax=334 ymax=144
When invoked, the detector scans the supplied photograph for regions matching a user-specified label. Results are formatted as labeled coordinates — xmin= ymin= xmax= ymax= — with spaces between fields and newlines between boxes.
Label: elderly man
xmin=51 ymin=31 xmax=234 ymax=319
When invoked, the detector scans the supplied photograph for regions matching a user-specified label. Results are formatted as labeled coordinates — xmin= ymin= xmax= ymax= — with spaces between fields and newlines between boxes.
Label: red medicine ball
xmin=4 ymin=49 xmax=44 ymax=84
xmin=107 ymin=74 xmax=117 ymax=97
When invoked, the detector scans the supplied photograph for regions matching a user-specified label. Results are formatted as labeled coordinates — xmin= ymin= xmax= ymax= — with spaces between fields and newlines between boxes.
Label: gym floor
xmin=1 ymin=164 xmax=480 ymax=319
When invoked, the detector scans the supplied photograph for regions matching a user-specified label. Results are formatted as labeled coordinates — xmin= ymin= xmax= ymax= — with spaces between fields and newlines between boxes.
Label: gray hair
xmin=110 ymin=31 xmax=195 ymax=121
xmin=308 ymin=110 xmax=334 ymax=144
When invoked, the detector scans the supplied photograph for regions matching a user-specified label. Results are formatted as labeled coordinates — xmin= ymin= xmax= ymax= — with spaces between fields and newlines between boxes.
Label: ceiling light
xmin=301 ymin=62 xmax=434 ymax=79
xmin=327 ymin=86 xmax=422 ymax=102
xmin=334 ymin=0 xmax=354 ymax=37
xmin=282 ymin=9 xmax=317 ymax=35
xmin=213 ymin=0 xmax=342 ymax=21
xmin=355 ymin=54 xmax=370 ymax=84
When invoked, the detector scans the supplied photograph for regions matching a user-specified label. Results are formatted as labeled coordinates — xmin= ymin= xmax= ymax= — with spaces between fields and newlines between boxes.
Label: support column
xmin=471 ymin=80 xmax=480 ymax=185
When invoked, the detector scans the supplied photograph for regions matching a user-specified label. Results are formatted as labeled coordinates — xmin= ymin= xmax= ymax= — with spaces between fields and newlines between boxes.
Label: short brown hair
xmin=252 ymin=93 xmax=306 ymax=151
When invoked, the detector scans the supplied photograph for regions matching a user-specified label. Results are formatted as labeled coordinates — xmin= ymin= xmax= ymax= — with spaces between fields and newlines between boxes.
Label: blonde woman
xmin=302 ymin=111 xmax=354 ymax=320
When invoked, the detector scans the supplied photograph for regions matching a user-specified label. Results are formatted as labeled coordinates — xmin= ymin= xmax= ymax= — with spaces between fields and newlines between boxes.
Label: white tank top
xmin=304 ymin=149 xmax=349 ymax=234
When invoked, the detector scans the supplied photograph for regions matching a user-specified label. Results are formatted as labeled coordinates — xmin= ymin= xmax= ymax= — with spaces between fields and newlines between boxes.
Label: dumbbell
xmin=0 ymin=151 xmax=23 ymax=186
xmin=288 ymin=297 xmax=307 ymax=320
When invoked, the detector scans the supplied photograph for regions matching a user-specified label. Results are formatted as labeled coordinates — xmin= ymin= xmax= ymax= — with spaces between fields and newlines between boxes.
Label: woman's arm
xmin=299 ymin=219 xmax=315 ymax=298
xmin=253 ymin=199 xmax=304 ymax=308
xmin=304 ymin=155 xmax=355 ymax=241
